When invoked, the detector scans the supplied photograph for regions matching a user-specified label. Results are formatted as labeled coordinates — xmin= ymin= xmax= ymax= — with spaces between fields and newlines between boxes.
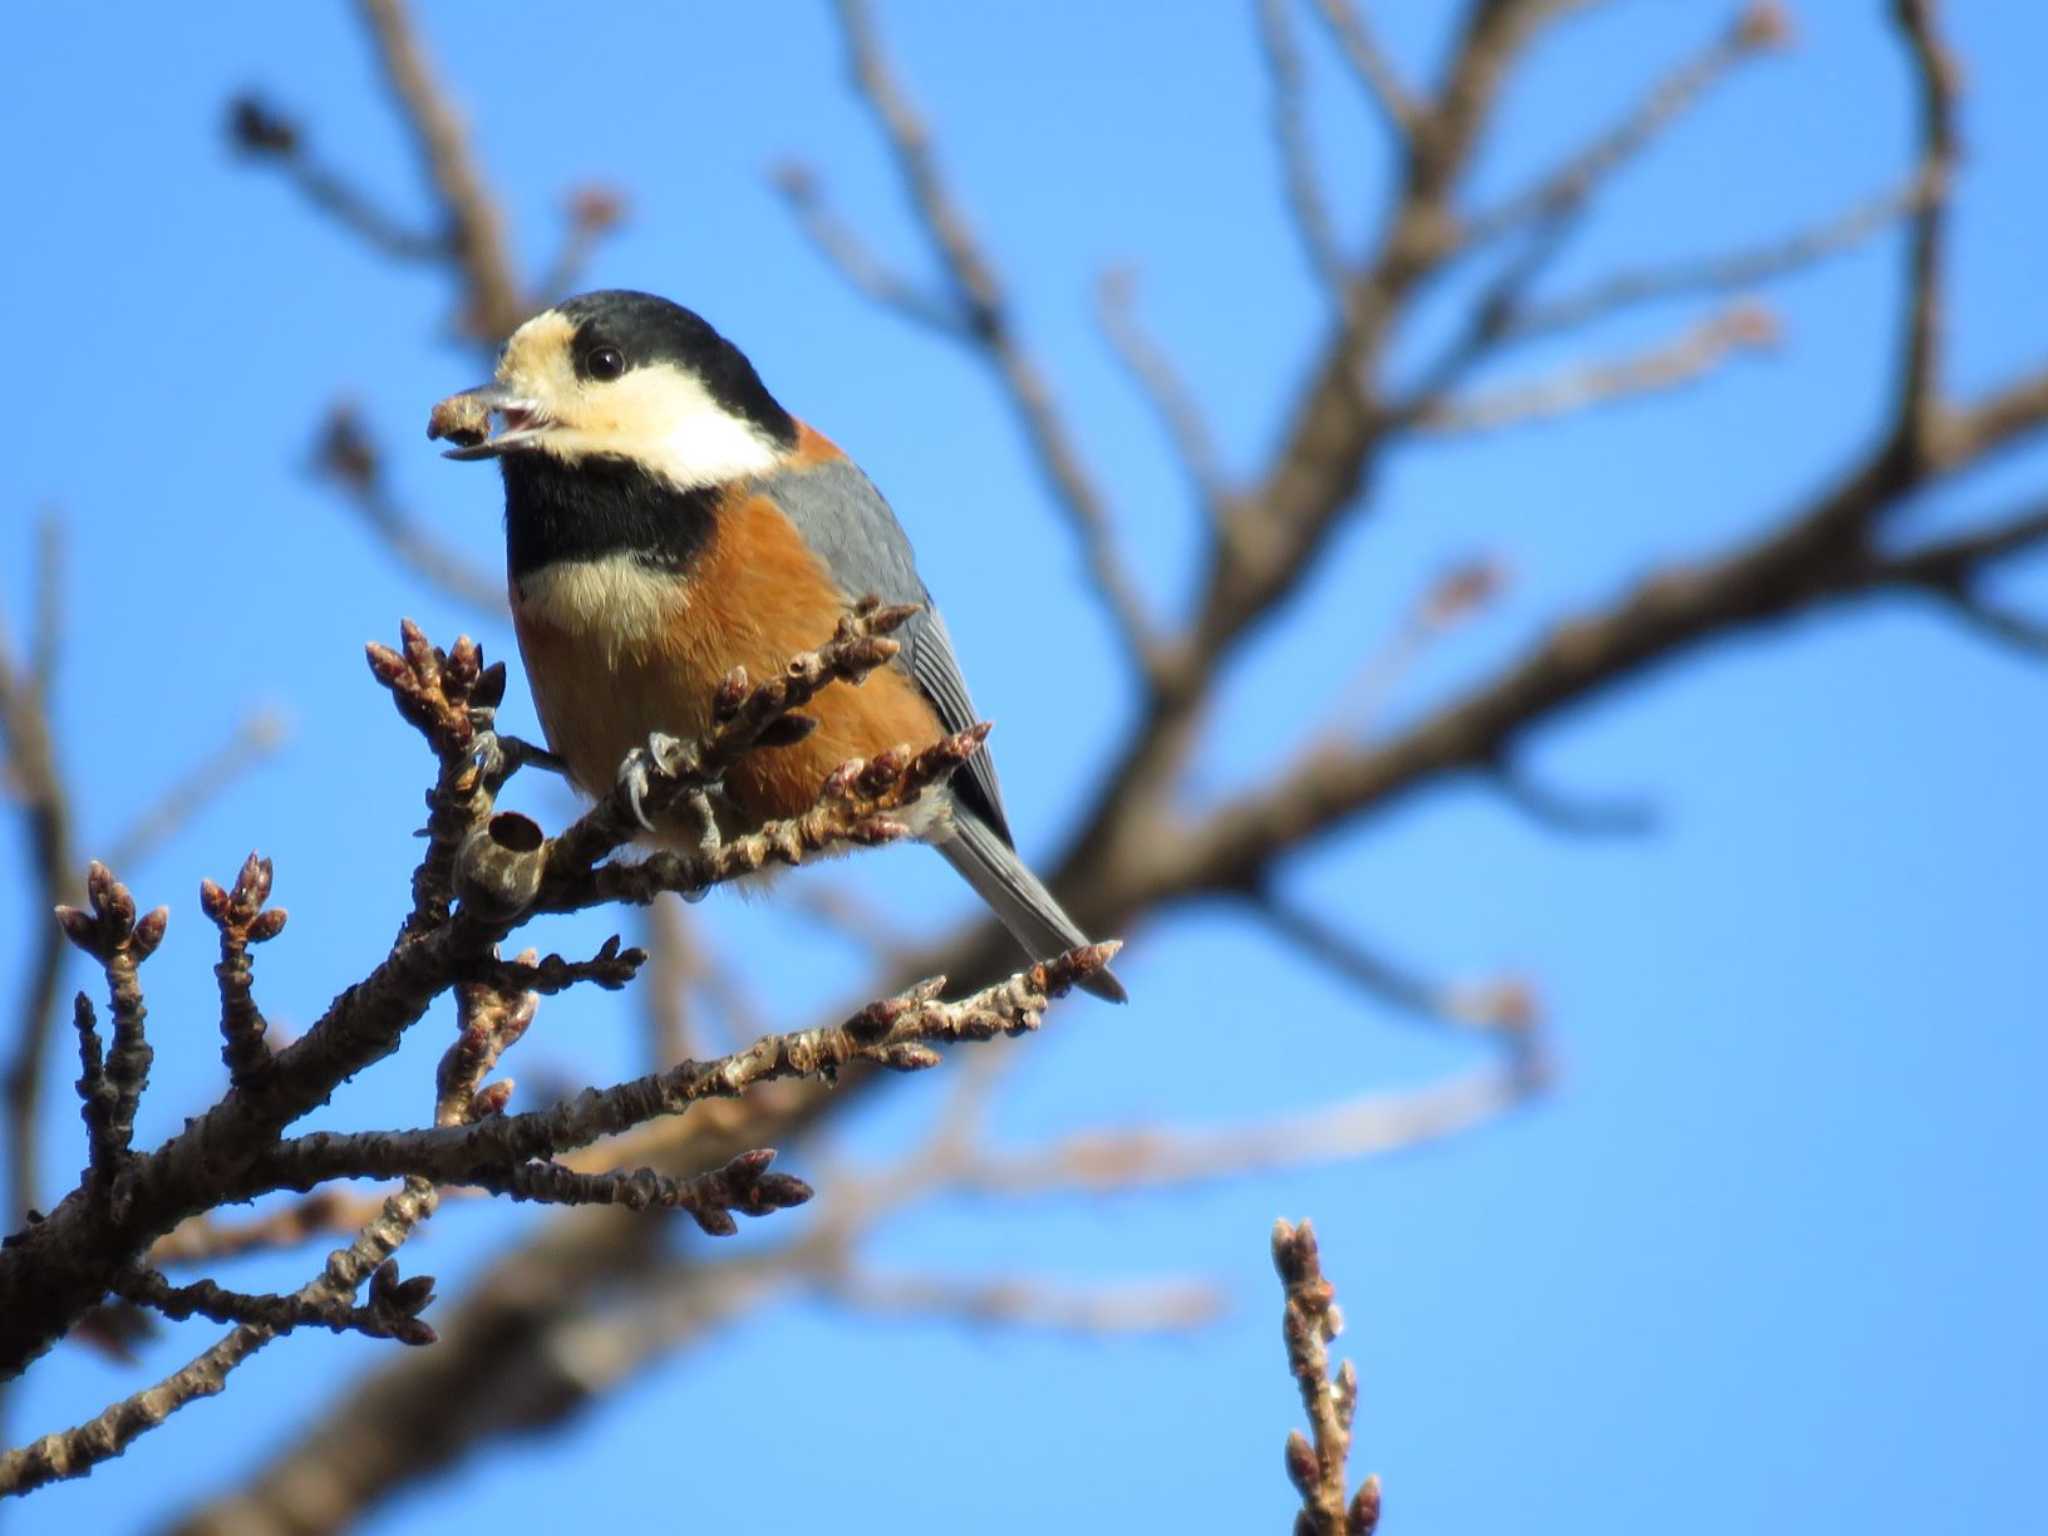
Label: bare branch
xmin=1273 ymin=1219 xmax=1380 ymax=1535
xmin=314 ymin=404 xmax=508 ymax=619
xmin=1483 ymin=759 xmax=1658 ymax=837
xmin=955 ymin=1065 xmax=1539 ymax=1200
xmin=1309 ymin=0 xmax=1419 ymax=134
xmin=1506 ymin=170 xmax=1934 ymax=342
xmin=1415 ymin=302 xmax=1779 ymax=435
xmin=821 ymin=1266 xmax=1223 ymax=1337
xmin=112 ymin=1263 xmax=436 ymax=1345
xmin=1891 ymin=0 xmax=1963 ymax=455
xmin=0 ymin=1177 xmax=440 ymax=1497
xmin=1462 ymin=4 xmax=1793 ymax=248
xmin=106 ymin=712 xmax=287 ymax=874
xmin=227 ymin=95 xmax=446 ymax=263
xmin=1260 ymin=0 xmax=1348 ymax=292
xmin=1096 ymin=267 xmax=1230 ymax=507
xmin=532 ymin=185 xmax=627 ymax=307
xmin=818 ymin=0 xmax=1164 ymax=679
xmin=353 ymin=0 xmax=527 ymax=339
xmin=252 ymin=945 xmax=1121 ymax=1193
xmin=1249 ymin=887 xmax=1538 ymax=1034
xmin=0 ymin=562 xmax=75 ymax=1226
xmin=770 ymin=161 xmax=963 ymax=334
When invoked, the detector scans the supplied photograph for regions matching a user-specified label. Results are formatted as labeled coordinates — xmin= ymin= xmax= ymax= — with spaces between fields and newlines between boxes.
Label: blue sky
xmin=4 ymin=2 xmax=2046 ymax=1531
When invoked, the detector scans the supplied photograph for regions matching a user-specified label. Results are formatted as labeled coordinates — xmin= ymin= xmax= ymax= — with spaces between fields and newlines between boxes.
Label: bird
xmin=427 ymin=288 xmax=1124 ymax=1002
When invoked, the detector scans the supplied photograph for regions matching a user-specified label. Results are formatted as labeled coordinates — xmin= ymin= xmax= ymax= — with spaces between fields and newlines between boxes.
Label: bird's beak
xmin=426 ymin=381 xmax=548 ymax=461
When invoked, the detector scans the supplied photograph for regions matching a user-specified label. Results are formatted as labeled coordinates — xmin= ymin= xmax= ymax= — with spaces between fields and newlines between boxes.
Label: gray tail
xmin=938 ymin=815 xmax=1127 ymax=1004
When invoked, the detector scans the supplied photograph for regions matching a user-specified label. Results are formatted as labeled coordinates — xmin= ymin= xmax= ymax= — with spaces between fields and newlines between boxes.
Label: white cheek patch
xmin=537 ymin=364 xmax=782 ymax=489
xmin=640 ymin=369 xmax=783 ymax=487
xmin=514 ymin=554 xmax=681 ymax=657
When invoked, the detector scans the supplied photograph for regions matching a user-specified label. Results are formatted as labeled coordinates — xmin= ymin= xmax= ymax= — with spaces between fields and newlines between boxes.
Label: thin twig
xmin=105 ymin=712 xmax=288 ymax=873
xmin=1274 ymin=1219 xmax=1380 ymax=1534
xmin=1505 ymin=170 xmax=1936 ymax=342
xmin=821 ymin=0 xmax=1164 ymax=679
xmin=1260 ymin=0 xmax=1348 ymax=292
xmin=1309 ymin=0 xmax=1419 ymax=133
xmin=1461 ymin=4 xmax=1792 ymax=249
xmin=1415 ymin=302 xmax=1779 ymax=435
xmin=1096 ymin=267 xmax=1230 ymax=507
xmin=353 ymin=0 xmax=527 ymax=339
xmin=1 ymin=539 xmax=76 ymax=1227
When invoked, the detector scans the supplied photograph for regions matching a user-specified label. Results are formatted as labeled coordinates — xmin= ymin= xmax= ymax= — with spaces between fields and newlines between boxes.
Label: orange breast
xmin=512 ymin=487 xmax=943 ymax=835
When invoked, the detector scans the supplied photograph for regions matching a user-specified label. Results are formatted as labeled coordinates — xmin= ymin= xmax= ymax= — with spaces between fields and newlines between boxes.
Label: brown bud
xmin=1284 ymin=1431 xmax=1319 ymax=1498
xmin=1349 ymin=1474 xmax=1382 ymax=1535
xmin=246 ymin=908 xmax=290 ymax=944
xmin=882 ymin=1043 xmax=942 ymax=1072
xmin=234 ymin=851 xmax=272 ymax=908
xmin=468 ymin=1080 xmax=515 ymax=1119
xmin=1734 ymin=0 xmax=1793 ymax=51
xmin=755 ymin=1173 xmax=814 ymax=1209
xmin=713 ymin=667 xmax=750 ymax=720
xmin=474 ymin=660 xmax=508 ymax=710
xmin=690 ymin=1207 xmax=741 ymax=1238
xmin=364 ymin=642 xmax=408 ymax=685
xmin=54 ymin=905 xmax=97 ymax=951
xmin=198 ymin=878 xmax=230 ymax=921
xmin=444 ymin=635 xmax=481 ymax=695
xmin=723 ymin=1148 xmax=777 ymax=1178
xmin=845 ymin=997 xmax=903 ymax=1045
xmin=227 ymin=95 xmax=298 ymax=155
xmin=386 ymin=1273 xmax=437 ymax=1314
xmin=130 ymin=907 xmax=169 ymax=960
xmin=391 ymin=1317 xmax=439 ymax=1348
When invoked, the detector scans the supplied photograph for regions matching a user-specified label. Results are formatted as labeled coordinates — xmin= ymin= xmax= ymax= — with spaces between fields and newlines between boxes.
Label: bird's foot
xmin=475 ymin=731 xmax=567 ymax=788
xmin=617 ymin=731 xmax=690 ymax=832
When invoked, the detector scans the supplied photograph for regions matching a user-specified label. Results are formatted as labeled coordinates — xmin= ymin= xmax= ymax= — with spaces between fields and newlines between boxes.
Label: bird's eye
xmin=584 ymin=346 xmax=626 ymax=382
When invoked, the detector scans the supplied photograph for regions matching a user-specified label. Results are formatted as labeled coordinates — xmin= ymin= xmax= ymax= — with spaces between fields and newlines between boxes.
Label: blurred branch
xmin=0 ymin=524 xmax=76 ymax=1230
xmin=227 ymin=95 xmax=446 ymax=263
xmin=769 ymin=161 xmax=962 ymax=334
xmin=1260 ymin=0 xmax=1348 ymax=292
xmin=1415 ymin=302 xmax=1779 ymax=435
xmin=532 ymin=185 xmax=628 ymax=308
xmin=1309 ymin=0 xmax=1419 ymax=134
xmin=314 ymin=403 xmax=508 ymax=619
xmin=1891 ymin=0 xmax=1961 ymax=455
xmin=953 ymin=1065 xmax=1541 ymax=1200
xmin=106 ymin=711 xmax=288 ymax=874
xmin=640 ymin=894 xmax=699 ymax=1069
xmin=791 ymin=0 xmax=1166 ymax=681
xmin=1096 ymin=267 xmax=1229 ymax=508
xmin=1506 ymin=169 xmax=1934 ymax=342
xmin=819 ymin=1265 xmax=1223 ymax=1336
xmin=791 ymin=882 xmax=919 ymax=972
xmin=1462 ymin=3 xmax=1793 ymax=248
xmin=1483 ymin=758 xmax=1658 ymax=837
xmin=1249 ymin=886 xmax=1539 ymax=1034
xmin=353 ymin=0 xmax=526 ymax=340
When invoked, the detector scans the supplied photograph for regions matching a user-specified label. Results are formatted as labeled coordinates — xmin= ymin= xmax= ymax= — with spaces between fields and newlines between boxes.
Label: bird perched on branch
xmin=428 ymin=289 xmax=1124 ymax=1001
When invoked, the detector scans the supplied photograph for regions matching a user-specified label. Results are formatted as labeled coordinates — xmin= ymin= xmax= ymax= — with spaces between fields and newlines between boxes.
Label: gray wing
xmin=758 ymin=456 xmax=1014 ymax=846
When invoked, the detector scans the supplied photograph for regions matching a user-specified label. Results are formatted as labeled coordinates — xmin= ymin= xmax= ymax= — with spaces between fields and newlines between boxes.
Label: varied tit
xmin=427 ymin=289 xmax=1125 ymax=1002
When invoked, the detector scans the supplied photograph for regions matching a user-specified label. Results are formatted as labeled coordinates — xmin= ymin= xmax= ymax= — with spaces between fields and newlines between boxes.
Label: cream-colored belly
xmin=512 ymin=555 xmax=708 ymax=798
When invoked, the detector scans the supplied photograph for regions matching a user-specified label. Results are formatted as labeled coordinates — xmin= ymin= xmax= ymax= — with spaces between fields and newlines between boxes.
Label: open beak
xmin=426 ymin=382 xmax=548 ymax=461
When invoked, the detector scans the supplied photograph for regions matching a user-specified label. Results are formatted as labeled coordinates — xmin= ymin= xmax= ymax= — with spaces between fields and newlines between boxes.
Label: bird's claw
xmin=618 ymin=731 xmax=687 ymax=832
xmin=474 ymin=732 xmax=568 ymax=788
